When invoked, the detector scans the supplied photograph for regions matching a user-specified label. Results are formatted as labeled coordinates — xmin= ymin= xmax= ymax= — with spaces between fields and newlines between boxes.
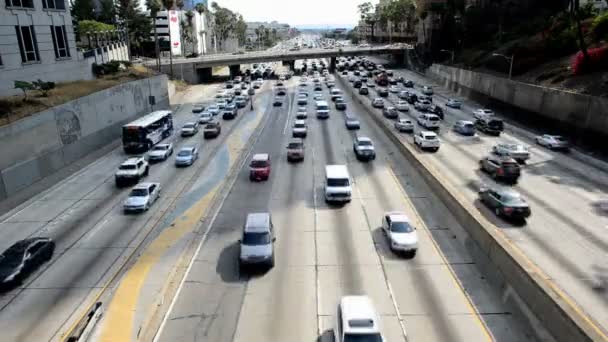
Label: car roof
xmin=252 ymin=153 xmax=269 ymax=161
xmin=356 ymin=136 xmax=372 ymax=142
xmin=385 ymin=211 xmax=410 ymax=223
xmin=179 ymin=146 xmax=196 ymax=151
xmin=496 ymin=188 xmax=522 ymax=197
xmin=340 ymin=296 xmax=381 ymax=333
xmin=421 ymin=131 xmax=438 ymax=137
xmin=457 ymin=120 xmax=474 ymax=125
xmin=122 ymin=157 xmax=144 ymax=165
xmin=133 ymin=182 xmax=158 ymax=189
xmin=245 ymin=212 xmax=271 ymax=231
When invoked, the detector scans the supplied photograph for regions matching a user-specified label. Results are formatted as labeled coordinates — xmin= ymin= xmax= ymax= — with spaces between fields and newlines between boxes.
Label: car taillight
xmin=503 ymin=207 xmax=513 ymax=215
xmin=497 ymin=168 xmax=504 ymax=175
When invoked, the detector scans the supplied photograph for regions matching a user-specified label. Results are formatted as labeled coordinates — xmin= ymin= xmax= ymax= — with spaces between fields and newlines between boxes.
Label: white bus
xmin=122 ymin=110 xmax=173 ymax=153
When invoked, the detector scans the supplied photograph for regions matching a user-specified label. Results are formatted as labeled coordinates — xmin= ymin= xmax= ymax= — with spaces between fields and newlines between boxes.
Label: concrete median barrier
xmin=336 ymin=75 xmax=607 ymax=342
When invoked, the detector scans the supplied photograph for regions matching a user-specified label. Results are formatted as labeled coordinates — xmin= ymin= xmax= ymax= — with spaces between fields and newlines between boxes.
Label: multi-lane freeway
xmin=0 ymin=50 xmax=606 ymax=342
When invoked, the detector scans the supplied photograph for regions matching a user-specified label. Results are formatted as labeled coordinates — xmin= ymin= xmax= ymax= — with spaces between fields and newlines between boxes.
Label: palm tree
xmin=146 ymin=0 xmax=162 ymax=71
xmin=194 ymin=3 xmax=205 ymax=54
xmin=185 ymin=10 xmax=195 ymax=55
xmin=161 ymin=0 xmax=175 ymax=77
xmin=570 ymin=0 xmax=590 ymax=63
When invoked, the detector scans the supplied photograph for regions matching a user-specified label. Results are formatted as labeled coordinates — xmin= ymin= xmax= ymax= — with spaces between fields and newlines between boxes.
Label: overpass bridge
xmin=152 ymin=45 xmax=413 ymax=83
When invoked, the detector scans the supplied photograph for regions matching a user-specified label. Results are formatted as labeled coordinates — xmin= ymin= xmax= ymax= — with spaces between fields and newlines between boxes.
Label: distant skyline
xmin=212 ymin=0 xmax=379 ymax=27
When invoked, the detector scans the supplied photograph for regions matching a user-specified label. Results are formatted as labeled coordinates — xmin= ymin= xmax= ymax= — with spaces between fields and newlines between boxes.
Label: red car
xmin=249 ymin=153 xmax=271 ymax=181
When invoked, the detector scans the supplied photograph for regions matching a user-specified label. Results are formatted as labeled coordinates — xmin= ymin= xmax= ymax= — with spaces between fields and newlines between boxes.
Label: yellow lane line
xmin=386 ymin=164 xmax=494 ymax=342
xmin=99 ymin=183 xmax=220 ymax=342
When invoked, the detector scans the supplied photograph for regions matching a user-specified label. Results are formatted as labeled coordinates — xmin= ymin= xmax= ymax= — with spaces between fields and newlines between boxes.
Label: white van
xmin=238 ymin=212 xmax=276 ymax=270
xmin=334 ymin=296 xmax=385 ymax=342
xmin=316 ymin=100 xmax=330 ymax=119
xmin=324 ymin=165 xmax=351 ymax=203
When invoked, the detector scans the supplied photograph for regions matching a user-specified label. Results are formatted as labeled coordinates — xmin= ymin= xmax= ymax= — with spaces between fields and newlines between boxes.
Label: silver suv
xmin=115 ymin=156 xmax=149 ymax=187
xmin=239 ymin=212 xmax=276 ymax=270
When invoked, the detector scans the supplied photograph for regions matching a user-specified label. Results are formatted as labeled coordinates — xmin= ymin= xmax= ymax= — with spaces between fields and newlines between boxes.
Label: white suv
xmin=334 ymin=296 xmax=385 ymax=342
xmin=417 ymin=113 xmax=441 ymax=130
xmin=414 ymin=131 xmax=440 ymax=152
xmin=115 ymin=156 xmax=149 ymax=187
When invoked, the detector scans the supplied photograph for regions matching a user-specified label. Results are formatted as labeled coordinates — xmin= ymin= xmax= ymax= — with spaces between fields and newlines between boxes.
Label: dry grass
xmin=0 ymin=66 xmax=158 ymax=127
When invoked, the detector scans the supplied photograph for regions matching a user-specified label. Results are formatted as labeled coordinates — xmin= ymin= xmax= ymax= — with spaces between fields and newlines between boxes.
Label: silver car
xmin=148 ymin=143 xmax=173 ymax=162
xmin=492 ymin=143 xmax=530 ymax=163
xmin=123 ymin=182 xmax=161 ymax=213
xmin=394 ymin=118 xmax=414 ymax=132
xmin=535 ymin=134 xmax=569 ymax=151
xmin=175 ymin=146 xmax=199 ymax=167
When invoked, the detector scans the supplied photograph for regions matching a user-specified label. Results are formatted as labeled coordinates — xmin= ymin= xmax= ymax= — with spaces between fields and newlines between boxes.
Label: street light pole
xmin=492 ymin=53 xmax=514 ymax=80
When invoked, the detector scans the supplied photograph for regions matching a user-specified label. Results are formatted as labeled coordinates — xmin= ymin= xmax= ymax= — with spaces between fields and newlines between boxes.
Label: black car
xmin=429 ymin=105 xmax=444 ymax=120
xmin=475 ymin=117 xmax=504 ymax=136
xmin=479 ymin=155 xmax=521 ymax=184
xmin=378 ymin=88 xmax=389 ymax=97
xmin=0 ymin=237 xmax=55 ymax=289
xmin=388 ymin=78 xmax=398 ymax=85
xmin=403 ymin=80 xmax=414 ymax=88
xmin=479 ymin=187 xmax=531 ymax=221
xmin=204 ymin=122 xmax=221 ymax=138
xmin=273 ymin=96 xmax=284 ymax=107
xmin=335 ymin=99 xmax=347 ymax=110
xmin=354 ymin=80 xmax=362 ymax=88
xmin=359 ymin=87 xmax=369 ymax=95
xmin=404 ymin=92 xmax=417 ymax=104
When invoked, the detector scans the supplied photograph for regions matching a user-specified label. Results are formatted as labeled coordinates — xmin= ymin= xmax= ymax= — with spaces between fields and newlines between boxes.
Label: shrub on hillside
xmin=571 ymin=46 xmax=608 ymax=75
xmin=92 ymin=61 xmax=132 ymax=76
xmin=592 ymin=12 xmax=608 ymax=41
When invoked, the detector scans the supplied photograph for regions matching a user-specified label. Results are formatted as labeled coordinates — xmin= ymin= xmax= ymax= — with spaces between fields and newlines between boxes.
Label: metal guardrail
xmin=65 ymin=302 xmax=103 ymax=342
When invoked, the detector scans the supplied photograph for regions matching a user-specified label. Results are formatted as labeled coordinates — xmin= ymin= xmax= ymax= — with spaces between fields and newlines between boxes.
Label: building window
xmin=42 ymin=0 xmax=65 ymax=10
xmin=5 ymin=0 xmax=34 ymax=7
xmin=15 ymin=26 xmax=40 ymax=62
xmin=50 ymin=25 xmax=70 ymax=58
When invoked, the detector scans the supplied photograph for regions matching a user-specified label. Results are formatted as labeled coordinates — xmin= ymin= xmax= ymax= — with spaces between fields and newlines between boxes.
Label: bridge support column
xmin=391 ymin=53 xmax=406 ymax=67
xmin=283 ymin=60 xmax=295 ymax=71
xmin=329 ymin=57 xmax=337 ymax=73
xmin=229 ymin=65 xmax=241 ymax=79
xmin=197 ymin=67 xmax=213 ymax=83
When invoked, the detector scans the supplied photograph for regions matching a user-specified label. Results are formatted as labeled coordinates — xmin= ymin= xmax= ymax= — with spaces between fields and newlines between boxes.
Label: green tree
xmin=98 ymin=0 xmax=116 ymax=24
xmin=78 ymin=19 xmax=116 ymax=34
xmin=116 ymin=0 xmax=150 ymax=57
xmin=570 ymin=0 xmax=590 ymax=63
xmin=210 ymin=2 xmax=237 ymax=51
xmin=235 ymin=14 xmax=247 ymax=46
xmin=146 ymin=0 xmax=162 ymax=69
xmin=358 ymin=1 xmax=378 ymax=43
xmin=194 ymin=2 xmax=206 ymax=53
xmin=71 ymin=0 xmax=95 ymax=21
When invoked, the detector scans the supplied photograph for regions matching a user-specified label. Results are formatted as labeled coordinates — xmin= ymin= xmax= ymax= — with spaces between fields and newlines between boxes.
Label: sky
xmin=212 ymin=0 xmax=379 ymax=28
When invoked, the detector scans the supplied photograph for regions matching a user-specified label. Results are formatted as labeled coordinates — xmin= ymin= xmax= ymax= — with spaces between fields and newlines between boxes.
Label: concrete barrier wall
xmin=336 ymin=75 xmax=605 ymax=341
xmin=0 ymin=74 xmax=169 ymax=200
xmin=426 ymin=64 xmax=608 ymax=146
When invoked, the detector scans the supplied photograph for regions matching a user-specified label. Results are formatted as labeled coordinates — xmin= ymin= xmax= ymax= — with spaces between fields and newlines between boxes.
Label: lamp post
xmin=440 ymin=49 xmax=454 ymax=64
xmin=492 ymin=53 xmax=514 ymax=80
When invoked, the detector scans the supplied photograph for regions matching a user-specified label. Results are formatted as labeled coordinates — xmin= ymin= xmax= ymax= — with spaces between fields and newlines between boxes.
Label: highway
xmin=0 ymin=72 xmax=275 ymax=341
xmin=151 ymin=73 xmax=532 ymax=341
xmin=345 ymin=59 xmax=608 ymax=336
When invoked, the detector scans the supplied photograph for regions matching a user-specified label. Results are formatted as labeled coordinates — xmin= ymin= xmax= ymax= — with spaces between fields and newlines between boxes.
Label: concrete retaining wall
xmin=337 ymin=75 xmax=606 ymax=341
xmin=0 ymin=74 xmax=169 ymax=200
xmin=426 ymin=64 xmax=608 ymax=148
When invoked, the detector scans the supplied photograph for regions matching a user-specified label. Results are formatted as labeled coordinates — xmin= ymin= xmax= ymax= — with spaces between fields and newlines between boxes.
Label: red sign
xmin=173 ymin=41 xmax=179 ymax=47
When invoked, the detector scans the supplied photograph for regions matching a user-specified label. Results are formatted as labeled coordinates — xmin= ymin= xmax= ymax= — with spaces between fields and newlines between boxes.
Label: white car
xmin=396 ymin=100 xmax=409 ymax=111
xmin=414 ymin=131 xmax=440 ymax=152
xmin=394 ymin=118 xmax=414 ymax=132
xmin=181 ymin=122 xmax=199 ymax=137
xmin=417 ymin=114 xmax=441 ymax=130
xmin=148 ymin=143 xmax=173 ymax=162
xmin=191 ymin=103 xmax=205 ymax=113
xmin=292 ymin=120 xmax=307 ymax=138
xmin=296 ymin=109 xmax=308 ymax=119
xmin=206 ymin=104 xmax=220 ymax=116
xmin=372 ymin=98 xmax=384 ymax=108
xmin=421 ymin=86 xmax=434 ymax=95
xmin=535 ymin=134 xmax=570 ymax=150
xmin=198 ymin=111 xmax=213 ymax=124
xmin=446 ymin=98 xmax=462 ymax=109
xmin=473 ymin=108 xmax=494 ymax=120
xmin=123 ymin=182 xmax=161 ymax=213
xmin=353 ymin=136 xmax=376 ymax=161
xmin=382 ymin=211 xmax=418 ymax=256
xmin=492 ymin=143 xmax=530 ymax=163
xmin=389 ymin=85 xmax=399 ymax=93
xmin=345 ymin=115 xmax=360 ymax=130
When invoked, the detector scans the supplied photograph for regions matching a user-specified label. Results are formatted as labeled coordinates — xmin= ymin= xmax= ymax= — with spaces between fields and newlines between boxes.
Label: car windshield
xmin=425 ymin=135 xmax=437 ymax=140
xmin=294 ymin=123 xmax=306 ymax=128
xmin=130 ymin=189 xmax=148 ymax=197
xmin=501 ymin=192 xmax=524 ymax=205
xmin=391 ymin=221 xmax=414 ymax=233
xmin=183 ymin=124 xmax=195 ymax=129
xmin=0 ymin=243 xmax=27 ymax=266
xmin=242 ymin=232 xmax=271 ymax=245
xmin=152 ymin=145 xmax=168 ymax=151
xmin=178 ymin=150 xmax=192 ymax=157
xmin=358 ymin=140 xmax=373 ymax=146
xmin=464 ymin=123 xmax=474 ymax=129
xmin=327 ymin=178 xmax=349 ymax=187
xmin=251 ymin=160 xmax=268 ymax=168
xmin=344 ymin=333 xmax=383 ymax=342
xmin=119 ymin=164 xmax=137 ymax=170
xmin=288 ymin=142 xmax=303 ymax=149
xmin=429 ymin=116 xmax=439 ymax=121
xmin=489 ymin=120 xmax=504 ymax=129
xmin=553 ymin=136 xmax=566 ymax=142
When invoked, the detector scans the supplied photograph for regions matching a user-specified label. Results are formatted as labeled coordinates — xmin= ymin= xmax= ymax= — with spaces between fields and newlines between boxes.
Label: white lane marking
xmin=152 ymin=104 xmax=269 ymax=342
xmin=311 ymin=145 xmax=322 ymax=336
xmin=282 ymin=79 xmax=297 ymax=135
